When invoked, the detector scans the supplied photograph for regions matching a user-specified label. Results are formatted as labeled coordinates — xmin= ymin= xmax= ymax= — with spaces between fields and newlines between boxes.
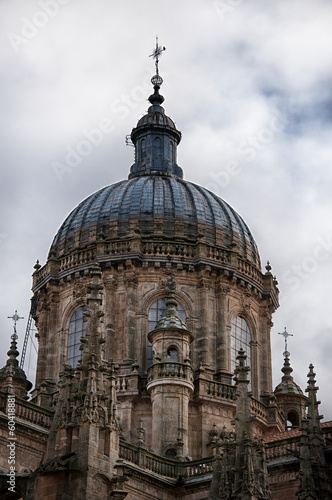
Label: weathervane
xmin=149 ymin=36 xmax=166 ymax=87
xmin=278 ymin=327 xmax=293 ymax=358
xmin=7 ymin=310 xmax=24 ymax=341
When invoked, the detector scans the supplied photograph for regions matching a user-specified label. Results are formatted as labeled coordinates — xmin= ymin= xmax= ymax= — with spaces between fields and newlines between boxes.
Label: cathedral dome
xmin=51 ymin=176 xmax=260 ymax=268
xmin=49 ymin=72 xmax=261 ymax=269
xmin=46 ymin=67 xmax=263 ymax=274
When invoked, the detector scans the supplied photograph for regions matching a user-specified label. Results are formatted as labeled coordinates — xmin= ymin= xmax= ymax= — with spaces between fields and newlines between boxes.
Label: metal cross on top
xmin=7 ymin=310 xmax=24 ymax=340
xmin=149 ymin=36 xmax=166 ymax=76
xmin=278 ymin=327 xmax=293 ymax=358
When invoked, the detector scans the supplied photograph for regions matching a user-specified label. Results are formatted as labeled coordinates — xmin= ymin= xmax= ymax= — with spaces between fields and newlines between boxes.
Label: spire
xmin=148 ymin=35 xmax=166 ymax=107
xmin=6 ymin=310 xmax=23 ymax=370
xmin=276 ymin=327 xmax=302 ymax=393
xmin=0 ymin=310 xmax=32 ymax=397
xmin=129 ymin=38 xmax=183 ymax=180
xmin=79 ymin=263 xmax=105 ymax=365
xmin=305 ymin=364 xmax=323 ymax=433
xmin=274 ymin=330 xmax=303 ymax=395
xmin=297 ymin=366 xmax=331 ymax=499
xmin=278 ymin=326 xmax=293 ymax=358
xmin=208 ymin=349 xmax=271 ymax=499
xmin=233 ymin=349 xmax=252 ymax=439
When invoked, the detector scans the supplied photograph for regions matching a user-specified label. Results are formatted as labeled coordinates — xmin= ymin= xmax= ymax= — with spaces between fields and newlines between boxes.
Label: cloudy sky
xmin=1 ymin=0 xmax=332 ymax=419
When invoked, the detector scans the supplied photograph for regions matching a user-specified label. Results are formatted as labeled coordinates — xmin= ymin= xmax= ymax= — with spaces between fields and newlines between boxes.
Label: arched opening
xmin=287 ymin=411 xmax=300 ymax=429
xmin=154 ymin=137 xmax=162 ymax=168
xmin=231 ymin=316 xmax=252 ymax=388
xmin=67 ymin=306 xmax=88 ymax=367
xmin=147 ymin=298 xmax=186 ymax=368
xmin=167 ymin=347 xmax=178 ymax=362
xmin=165 ymin=448 xmax=177 ymax=459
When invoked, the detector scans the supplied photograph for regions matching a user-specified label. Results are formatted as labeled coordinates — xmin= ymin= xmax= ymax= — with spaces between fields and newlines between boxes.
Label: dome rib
xmin=81 ymin=186 xmax=110 ymax=229
xmin=96 ymin=183 xmax=121 ymax=232
xmin=191 ymin=184 xmax=218 ymax=244
xmin=201 ymin=188 xmax=233 ymax=231
xmin=51 ymin=176 xmax=260 ymax=269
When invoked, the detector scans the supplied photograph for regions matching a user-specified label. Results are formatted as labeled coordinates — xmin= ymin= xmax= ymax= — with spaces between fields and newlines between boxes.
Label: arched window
xmin=147 ymin=298 xmax=186 ymax=367
xmin=167 ymin=347 xmax=178 ymax=362
xmin=287 ymin=411 xmax=300 ymax=429
xmin=67 ymin=306 xmax=88 ymax=367
xmin=231 ymin=316 xmax=251 ymax=385
xmin=154 ymin=137 xmax=162 ymax=168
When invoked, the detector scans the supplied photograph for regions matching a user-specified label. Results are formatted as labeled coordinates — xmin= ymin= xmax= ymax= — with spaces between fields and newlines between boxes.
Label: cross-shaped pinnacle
xmin=278 ymin=327 xmax=293 ymax=358
xmin=7 ymin=310 xmax=24 ymax=340
xmin=149 ymin=36 xmax=166 ymax=77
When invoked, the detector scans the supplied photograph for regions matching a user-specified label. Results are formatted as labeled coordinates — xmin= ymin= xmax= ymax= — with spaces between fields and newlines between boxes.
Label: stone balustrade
xmin=147 ymin=362 xmax=194 ymax=384
xmin=119 ymin=440 xmax=214 ymax=480
xmin=116 ymin=373 xmax=147 ymax=393
xmin=266 ymin=438 xmax=299 ymax=462
xmin=201 ymin=379 xmax=236 ymax=400
xmin=237 ymin=258 xmax=263 ymax=285
xmin=32 ymin=236 xmax=265 ymax=291
xmin=142 ymin=240 xmax=196 ymax=258
xmin=0 ymin=391 xmax=53 ymax=430
xmin=250 ymin=397 xmax=268 ymax=420
xmin=105 ymin=240 xmax=132 ymax=255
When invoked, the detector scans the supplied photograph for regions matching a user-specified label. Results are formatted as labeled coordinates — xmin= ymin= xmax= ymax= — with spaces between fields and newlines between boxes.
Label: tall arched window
xmin=154 ymin=137 xmax=162 ymax=168
xmin=231 ymin=316 xmax=251 ymax=385
xmin=67 ymin=306 xmax=88 ymax=367
xmin=147 ymin=298 xmax=186 ymax=367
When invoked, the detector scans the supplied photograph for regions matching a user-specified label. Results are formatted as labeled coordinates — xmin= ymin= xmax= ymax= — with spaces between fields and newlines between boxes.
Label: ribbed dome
xmin=51 ymin=176 xmax=261 ymax=268
xmin=274 ymin=355 xmax=304 ymax=396
xmin=50 ymin=70 xmax=261 ymax=270
xmin=136 ymin=109 xmax=177 ymax=129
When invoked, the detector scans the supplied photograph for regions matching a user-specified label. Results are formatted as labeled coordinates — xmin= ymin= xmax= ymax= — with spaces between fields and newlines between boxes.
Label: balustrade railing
xmin=0 ymin=392 xmax=53 ymax=429
xmin=250 ymin=397 xmax=268 ymax=420
xmin=60 ymin=248 xmax=96 ymax=272
xmin=33 ymin=237 xmax=265 ymax=291
xmin=237 ymin=258 xmax=263 ymax=285
xmin=266 ymin=438 xmax=299 ymax=461
xmin=203 ymin=380 xmax=236 ymax=400
xmin=142 ymin=241 xmax=195 ymax=258
xmin=105 ymin=240 xmax=131 ymax=255
xmin=116 ymin=373 xmax=147 ymax=393
xmin=147 ymin=362 xmax=193 ymax=384
xmin=119 ymin=440 xmax=214 ymax=480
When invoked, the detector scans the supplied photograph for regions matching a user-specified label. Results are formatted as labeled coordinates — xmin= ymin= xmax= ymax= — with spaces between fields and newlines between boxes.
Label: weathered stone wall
xmin=31 ymin=258 xmax=277 ymax=461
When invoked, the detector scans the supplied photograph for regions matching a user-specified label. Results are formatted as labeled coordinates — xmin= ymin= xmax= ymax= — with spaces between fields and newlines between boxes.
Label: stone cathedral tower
xmin=1 ymin=43 xmax=331 ymax=500
xmin=31 ymin=46 xmax=280 ymax=454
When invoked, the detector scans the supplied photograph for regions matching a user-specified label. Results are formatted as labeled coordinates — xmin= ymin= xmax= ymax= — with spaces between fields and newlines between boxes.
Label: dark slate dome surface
xmin=51 ymin=175 xmax=261 ymax=268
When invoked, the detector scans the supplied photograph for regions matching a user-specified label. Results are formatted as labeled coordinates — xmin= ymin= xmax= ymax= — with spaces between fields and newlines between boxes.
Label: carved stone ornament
xmin=73 ymin=280 xmax=87 ymax=299
xmin=124 ymin=274 xmax=139 ymax=287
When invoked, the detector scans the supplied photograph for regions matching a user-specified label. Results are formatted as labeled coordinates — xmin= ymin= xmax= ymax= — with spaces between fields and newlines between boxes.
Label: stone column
xmin=215 ymin=284 xmax=230 ymax=380
xmin=259 ymin=307 xmax=273 ymax=397
xmin=124 ymin=273 xmax=138 ymax=361
xmin=196 ymin=277 xmax=211 ymax=367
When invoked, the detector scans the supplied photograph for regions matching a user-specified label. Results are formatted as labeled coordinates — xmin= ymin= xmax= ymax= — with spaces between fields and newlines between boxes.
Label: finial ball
xmin=151 ymin=74 xmax=163 ymax=87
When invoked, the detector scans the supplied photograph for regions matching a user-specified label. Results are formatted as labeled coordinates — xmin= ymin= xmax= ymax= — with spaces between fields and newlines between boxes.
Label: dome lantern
xmin=129 ymin=38 xmax=183 ymax=180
